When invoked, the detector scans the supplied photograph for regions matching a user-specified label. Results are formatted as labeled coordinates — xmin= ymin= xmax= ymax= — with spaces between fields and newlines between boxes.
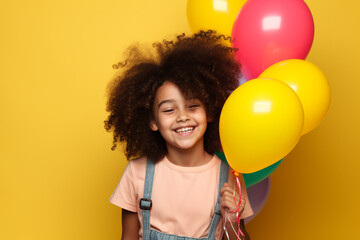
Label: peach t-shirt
xmin=110 ymin=155 xmax=253 ymax=239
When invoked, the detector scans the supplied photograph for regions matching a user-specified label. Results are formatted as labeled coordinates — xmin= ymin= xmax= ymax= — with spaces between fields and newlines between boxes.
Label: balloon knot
xmin=231 ymin=170 xmax=240 ymax=177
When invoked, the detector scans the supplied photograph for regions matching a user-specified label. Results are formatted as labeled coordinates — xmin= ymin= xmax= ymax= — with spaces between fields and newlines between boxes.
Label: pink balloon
xmin=244 ymin=177 xmax=271 ymax=224
xmin=232 ymin=0 xmax=314 ymax=80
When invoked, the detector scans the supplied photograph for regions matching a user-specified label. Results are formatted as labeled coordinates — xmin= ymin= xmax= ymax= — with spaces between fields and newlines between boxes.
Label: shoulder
xmin=127 ymin=156 xmax=148 ymax=180
xmin=129 ymin=156 xmax=148 ymax=166
xmin=212 ymin=154 xmax=223 ymax=167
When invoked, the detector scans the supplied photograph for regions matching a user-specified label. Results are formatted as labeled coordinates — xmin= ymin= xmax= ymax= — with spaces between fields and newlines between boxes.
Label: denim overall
xmin=139 ymin=158 xmax=229 ymax=240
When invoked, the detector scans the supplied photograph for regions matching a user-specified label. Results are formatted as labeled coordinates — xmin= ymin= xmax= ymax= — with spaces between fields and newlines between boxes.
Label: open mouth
xmin=175 ymin=127 xmax=194 ymax=133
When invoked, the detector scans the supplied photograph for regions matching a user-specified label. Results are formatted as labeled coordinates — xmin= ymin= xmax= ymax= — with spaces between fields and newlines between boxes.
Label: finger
xmin=221 ymin=196 xmax=241 ymax=211
xmin=221 ymin=197 xmax=235 ymax=210
xmin=222 ymin=188 xmax=240 ymax=199
xmin=220 ymin=184 xmax=233 ymax=196
xmin=222 ymin=192 xmax=242 ymax=208
xmin=221 ymin=193 xmax=236 ymax=204
xmin=223 ymin=195 xmax=245 ymax=210
xmin=221 ymin=190 xmax=237 ymax=201
xmin=221 ymin=195 xmax=236 ymax=203
xmin=222 ymin=200 xmax=244 ymax=214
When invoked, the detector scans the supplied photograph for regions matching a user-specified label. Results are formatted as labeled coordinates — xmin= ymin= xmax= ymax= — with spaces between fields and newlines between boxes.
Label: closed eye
xmin=188 ymin=105 xmax=200 ymax=109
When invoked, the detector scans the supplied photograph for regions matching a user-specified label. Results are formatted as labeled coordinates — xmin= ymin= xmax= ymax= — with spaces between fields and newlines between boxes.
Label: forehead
xmin=155 ymin=82 xmax=181 ymax=100
xmin=154 ymin=81 xmax=198 ymax=102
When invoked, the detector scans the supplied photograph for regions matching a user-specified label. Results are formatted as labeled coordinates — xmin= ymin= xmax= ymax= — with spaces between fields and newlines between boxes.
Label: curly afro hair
xmin=104 ymin=30 xmax=241 ymax=162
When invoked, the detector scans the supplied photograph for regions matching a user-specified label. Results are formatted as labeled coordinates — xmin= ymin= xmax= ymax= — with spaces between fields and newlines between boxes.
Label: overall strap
xmin=207 ymin=161 xmax=229 ymax=240
xmin=140 ymin=158 xmax=155 ymax=240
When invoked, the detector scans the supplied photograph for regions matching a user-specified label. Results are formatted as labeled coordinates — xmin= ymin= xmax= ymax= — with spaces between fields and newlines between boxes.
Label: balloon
xmin=215 ymin=150 xmax=282 ymax=187
xmin=238 ymin=75 xmax=247 ymax=86
xmin=187 ymin=0 xmax=247 ymax=37
xmin=260 ymin=59 xmax=331 ymax=135
xmin=244 ymin=177 xmax=271 ymax=224
xmin=243 ymin=159 xmax=281 ymax=187
xmin=232 ymin=0 xmax=314 ymax=80
xmin=219 ymin=78 xmax=304 ymax=173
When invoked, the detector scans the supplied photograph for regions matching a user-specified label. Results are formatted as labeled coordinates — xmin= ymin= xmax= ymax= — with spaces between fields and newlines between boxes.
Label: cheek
xmin=157 ymin=116 xmax=173 ymax=129
xmin=197 ymin=110 xmax=209 ymax=123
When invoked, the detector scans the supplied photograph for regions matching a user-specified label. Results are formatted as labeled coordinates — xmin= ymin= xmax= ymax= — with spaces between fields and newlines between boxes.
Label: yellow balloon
xmin=219 ymin=78 xmax=304 ymax=173
xmin=186 ymin=0 xmax=247 ymax=37
xmin=260 ymin=59 xmax=331 ymax=135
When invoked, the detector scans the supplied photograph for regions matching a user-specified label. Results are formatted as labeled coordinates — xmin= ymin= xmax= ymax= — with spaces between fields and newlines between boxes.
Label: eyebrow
xmin=158 ymin=99 xmax=175 ymax=109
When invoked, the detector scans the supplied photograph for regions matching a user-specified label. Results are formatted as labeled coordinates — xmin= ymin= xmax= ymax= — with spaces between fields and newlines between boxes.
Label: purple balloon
xmin=244 ymin=177 xmax=271 ymax=224
xmin=239 ymin=75 xmax=247 ymax=86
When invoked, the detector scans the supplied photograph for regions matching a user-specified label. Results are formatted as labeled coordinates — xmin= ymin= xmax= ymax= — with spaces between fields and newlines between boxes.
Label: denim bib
xmin=140 ymin=158 xmax=229 ymax=240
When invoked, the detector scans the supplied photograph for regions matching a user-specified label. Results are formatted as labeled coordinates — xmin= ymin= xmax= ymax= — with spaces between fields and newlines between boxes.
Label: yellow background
xmin=1 ymin=0 xmax=359 ymax=239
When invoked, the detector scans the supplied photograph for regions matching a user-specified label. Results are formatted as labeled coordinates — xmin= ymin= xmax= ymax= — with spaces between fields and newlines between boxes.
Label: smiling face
xmin=150 ymin=81 xmax=209 ymax=154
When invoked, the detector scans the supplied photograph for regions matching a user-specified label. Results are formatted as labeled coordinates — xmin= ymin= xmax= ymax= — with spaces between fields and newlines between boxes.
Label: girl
xmin=105 ymin=30 xmax=253 ymax=240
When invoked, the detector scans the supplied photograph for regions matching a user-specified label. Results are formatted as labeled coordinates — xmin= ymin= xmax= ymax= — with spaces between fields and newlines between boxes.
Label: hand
xmin=220 ymin=182 xmax=246 ymax=220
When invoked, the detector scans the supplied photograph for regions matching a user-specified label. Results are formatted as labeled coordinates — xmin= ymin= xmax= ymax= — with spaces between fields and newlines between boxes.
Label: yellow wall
xmin=1 ymin=0 xmax=359 ymax=239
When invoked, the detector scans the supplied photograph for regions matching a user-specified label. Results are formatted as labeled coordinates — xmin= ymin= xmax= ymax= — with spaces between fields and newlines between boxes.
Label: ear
xmin=207 ymin=115 xmax=214 ymax=123
xmin=149 ymin=120 xmax=159 ymax=131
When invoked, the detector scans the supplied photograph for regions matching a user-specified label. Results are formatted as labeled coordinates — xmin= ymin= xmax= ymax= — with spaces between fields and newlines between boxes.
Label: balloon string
xmin=223 ymin=215 xmax=230 ymax=240
xmin=229 ymin=172 xmax=242 ymax=213
xmin=224 ymin=212 xmax=241 ymax=240
xmin=223 ymin=171 xmax=245 ymax=240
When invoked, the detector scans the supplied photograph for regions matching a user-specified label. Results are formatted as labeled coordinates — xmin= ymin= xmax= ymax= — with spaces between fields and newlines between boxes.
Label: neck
xmin=165 ymin=142 xmax=213 ymax=167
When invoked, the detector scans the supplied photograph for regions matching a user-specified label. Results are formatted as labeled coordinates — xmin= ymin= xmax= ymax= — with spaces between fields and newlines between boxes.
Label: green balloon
xmin=215 ymin=150 xmax=283 ymax=187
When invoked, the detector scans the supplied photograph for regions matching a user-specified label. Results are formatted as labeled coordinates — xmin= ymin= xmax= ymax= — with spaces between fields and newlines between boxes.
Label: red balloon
xmin=231 ymin=0 xmax=314 ymax=80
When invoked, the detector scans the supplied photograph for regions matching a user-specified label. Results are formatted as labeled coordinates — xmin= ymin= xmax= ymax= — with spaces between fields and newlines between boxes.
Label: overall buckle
xmin=139 ymin=198 xmax=152 ymax=210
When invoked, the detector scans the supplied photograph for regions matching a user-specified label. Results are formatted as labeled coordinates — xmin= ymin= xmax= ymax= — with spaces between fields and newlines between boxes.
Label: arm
xmin=121 ymin=209 xmax=140 ymax=240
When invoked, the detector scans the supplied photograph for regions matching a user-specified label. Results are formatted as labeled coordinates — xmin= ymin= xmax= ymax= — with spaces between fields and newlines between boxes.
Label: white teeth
xmin=175 ymin=127 xmax=194 ymax=133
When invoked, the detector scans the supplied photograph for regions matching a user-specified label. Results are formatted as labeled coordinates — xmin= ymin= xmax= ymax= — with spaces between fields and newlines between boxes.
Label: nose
xmin=176 ymin=109 xmax=190 ymax=122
